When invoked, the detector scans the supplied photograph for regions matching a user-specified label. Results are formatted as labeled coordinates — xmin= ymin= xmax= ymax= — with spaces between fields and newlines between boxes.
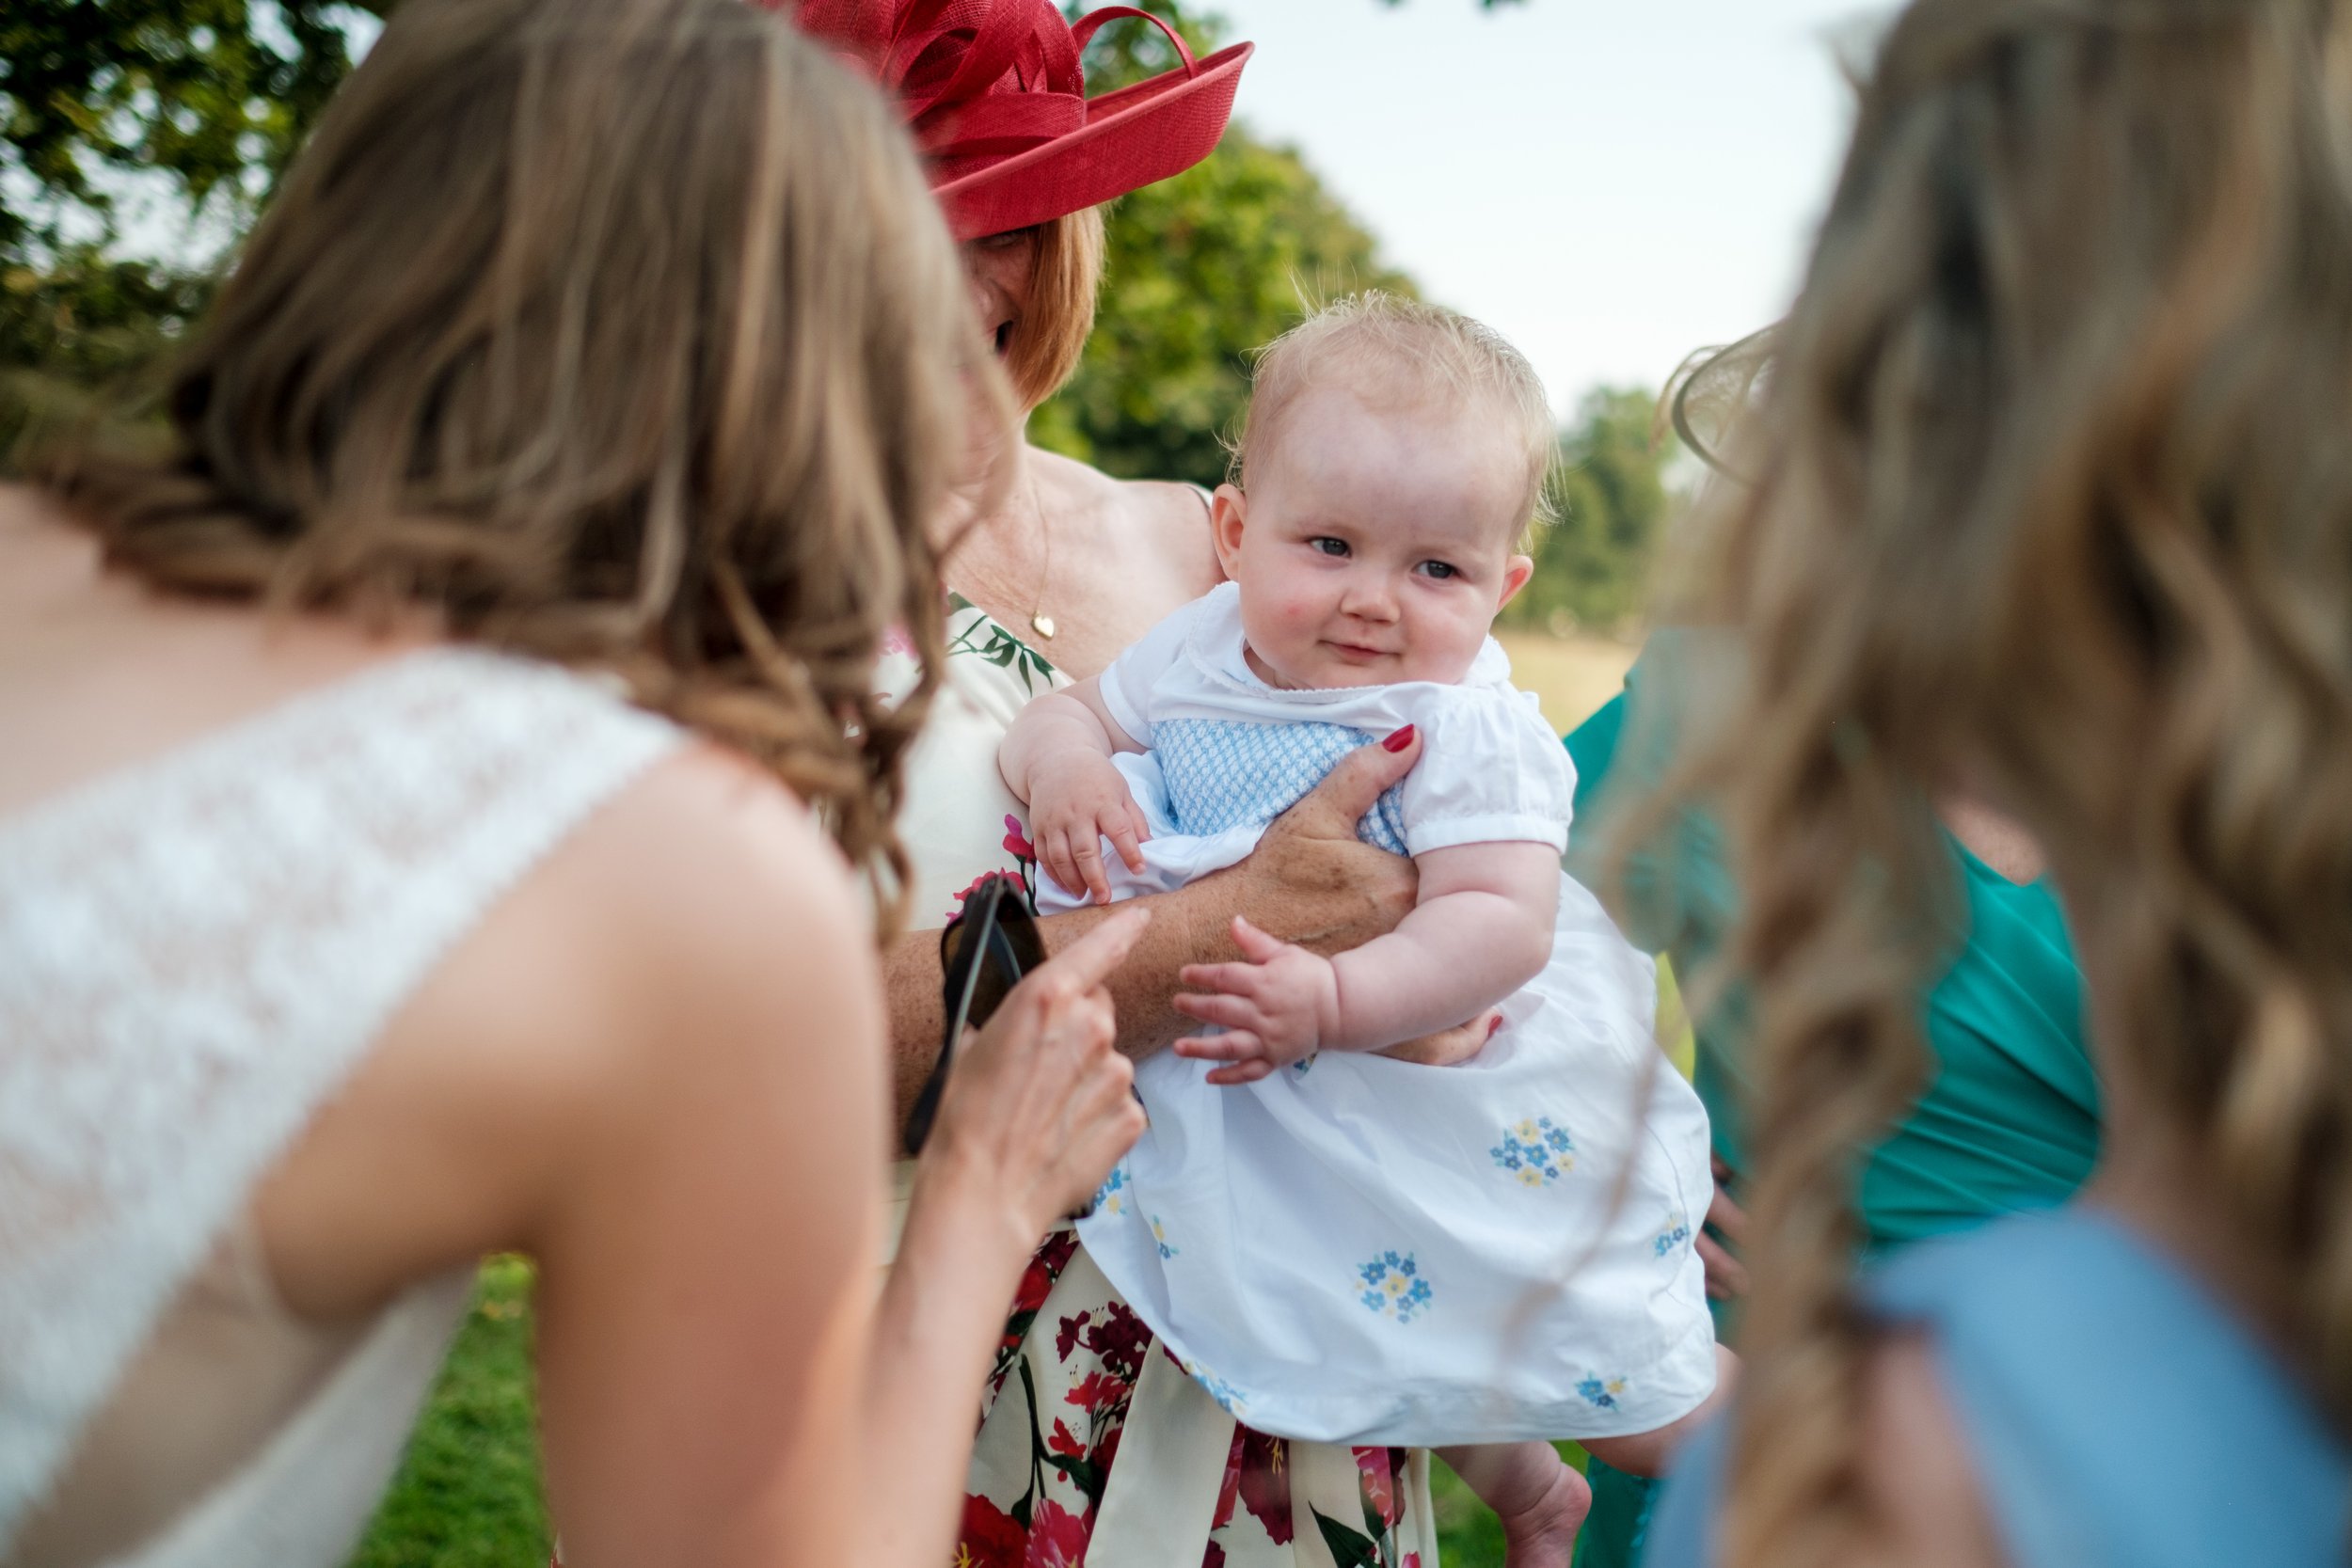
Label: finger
xmin=1106 ymin=818 xmax=1148 ymax=876
xmin=1706 ymin=1185 xmax=1750 ymax=1247
xmin=1206 ymin=1059 xmax=1276 ymax=1086
xmin=1227 ymin=914 xmax=1290 ymax=964
xmin=1043 ymin=829 xmax=1082 ymax=898
xmin=1172 ymin=1029 xmax=1263 ymax=1062
xmin=1285 ymin=723 xmax=1421 ymax=831
xmin=1171 ymin=991 xmax=1265 ymax=1031
xmin=1126 ymin=800 xmax=1153 ymax=848
xmin=1696 ymin=1234 xmax=1749 ymax=1298
xmin=1072 ymin=833 xmax=1111 ymax=906
xmin=1176 ymin=962 xmax=1263 ymax=997
xmin=1033 ymin=903 xmax=1152 ymax=993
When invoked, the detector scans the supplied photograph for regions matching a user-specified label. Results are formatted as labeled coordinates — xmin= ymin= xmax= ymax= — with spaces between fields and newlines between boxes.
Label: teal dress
xmin=1563 ymin=640 xmax=2102 ymax=1568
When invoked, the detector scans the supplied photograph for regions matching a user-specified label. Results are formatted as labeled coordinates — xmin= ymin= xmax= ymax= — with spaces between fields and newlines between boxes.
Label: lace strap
xmin=0 ymin=649 xmax=683 ymax=1552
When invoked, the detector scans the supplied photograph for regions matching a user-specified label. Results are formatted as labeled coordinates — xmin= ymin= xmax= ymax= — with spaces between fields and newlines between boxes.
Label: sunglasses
xmin=903 ymin=873 xmax=1047 ymax=1156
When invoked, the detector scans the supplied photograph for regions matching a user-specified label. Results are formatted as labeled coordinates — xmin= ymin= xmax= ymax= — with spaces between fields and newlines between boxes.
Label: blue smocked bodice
xmin=1154 ymin=717 xmax=1409 ymax=855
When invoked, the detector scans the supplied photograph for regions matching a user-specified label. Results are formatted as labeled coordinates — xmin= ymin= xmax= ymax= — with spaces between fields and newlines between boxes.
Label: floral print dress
xmin=876 ymin=595 xmax=1438 ymax=1568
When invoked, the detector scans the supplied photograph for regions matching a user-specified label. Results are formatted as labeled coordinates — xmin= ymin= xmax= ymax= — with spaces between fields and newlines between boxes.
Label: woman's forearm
xmin=859 ymin=1153 xmax=1035 ymax=1568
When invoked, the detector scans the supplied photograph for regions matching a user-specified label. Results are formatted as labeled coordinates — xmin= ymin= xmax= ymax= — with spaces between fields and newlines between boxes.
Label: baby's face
xmin=1214 ymin=385 xmax=1535 ymax=689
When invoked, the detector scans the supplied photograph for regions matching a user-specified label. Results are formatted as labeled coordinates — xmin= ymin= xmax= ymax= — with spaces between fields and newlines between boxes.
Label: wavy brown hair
xmin=1643 ymin=0 xmax=2352 ymax=1559
xmin=41 ymin=0 xmax=1009 ymax=932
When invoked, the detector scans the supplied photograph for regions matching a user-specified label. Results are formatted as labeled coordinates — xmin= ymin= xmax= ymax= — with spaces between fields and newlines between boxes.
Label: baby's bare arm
xmin=1173 ymin=841 xmax=1559 ymax=1070
xmin=1324 ymin=841 xmax=1559 ymax=1050
xmin=998 ymin=676 xmax=1153 ymax=904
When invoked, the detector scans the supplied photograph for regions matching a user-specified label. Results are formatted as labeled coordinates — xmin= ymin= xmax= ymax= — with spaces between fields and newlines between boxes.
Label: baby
xmin=999 ymin=296 xmax=1724 ymax=1565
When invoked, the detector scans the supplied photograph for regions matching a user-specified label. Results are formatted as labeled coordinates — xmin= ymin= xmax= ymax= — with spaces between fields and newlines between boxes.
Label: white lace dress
xmin=0 ymin=649 xmax=682 ymax=1568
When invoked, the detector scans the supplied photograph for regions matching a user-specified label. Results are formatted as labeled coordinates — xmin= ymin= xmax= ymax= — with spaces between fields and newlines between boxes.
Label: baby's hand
xmin=1171 ymin=916 xmax=1343 ymax=1084
xmin=1028 ymin=754 xmax=1152 ymax=904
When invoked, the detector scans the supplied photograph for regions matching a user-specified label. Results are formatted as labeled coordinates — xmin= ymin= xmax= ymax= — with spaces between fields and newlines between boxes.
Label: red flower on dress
xmin=1026 ymin=1497 xmax=1094 ymax=1568
xmin=1003 ymin=815 xmax=1036 ymax=861
xmin=1236 ymin=1429 xmax=1295 ymax=1544
xmin=1013 ymin=1230 xmax=1080 ymax=1318
xmin=1049 ymin=1417 xmax=1087 ymax=1459
xmin=1354 ymin=1446 xmax=1403 ymax=1530
xmin=954 ymin=1495 xmax=1026 ymax=1568
xmin=1202 ymin=1545 xmax=1229 ymax=1568
xmin=1212 ymin=1428 xmax=1247 ymax=1532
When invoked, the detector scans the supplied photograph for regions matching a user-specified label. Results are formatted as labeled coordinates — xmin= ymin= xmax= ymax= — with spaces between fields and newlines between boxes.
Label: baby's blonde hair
xmin=1231 ymin=293 xmax=1556 ymax=543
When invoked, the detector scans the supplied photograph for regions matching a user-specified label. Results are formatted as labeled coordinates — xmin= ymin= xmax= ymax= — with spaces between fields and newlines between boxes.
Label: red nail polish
xmin=1486 ymin=1014 xmax=1503 ymax=1040
xmin=1381 ymin=724 xmax=1416 ymax=752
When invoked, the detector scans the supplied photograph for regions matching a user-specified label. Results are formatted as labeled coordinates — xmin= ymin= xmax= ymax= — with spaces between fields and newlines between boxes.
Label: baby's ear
xmin=1210 ymin=483 xmax=1249 ymax=578
xmin=1498 ymin=553 xmax=1535 ymax=610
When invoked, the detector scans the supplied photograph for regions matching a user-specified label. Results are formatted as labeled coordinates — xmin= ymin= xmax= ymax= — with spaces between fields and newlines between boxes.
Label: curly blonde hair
xmin=1643 ymin=0 xmax=2352 ymax=1557
xmin=41 ymin=0 xmax=1009 ymax=934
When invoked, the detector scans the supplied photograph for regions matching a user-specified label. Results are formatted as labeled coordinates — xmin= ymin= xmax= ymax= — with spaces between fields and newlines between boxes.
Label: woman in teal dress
xmin=1562 ymin=631 xmax=2102 ymax=1567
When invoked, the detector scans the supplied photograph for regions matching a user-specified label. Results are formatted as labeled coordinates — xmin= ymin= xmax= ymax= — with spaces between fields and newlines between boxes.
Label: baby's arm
xmin=1173 ymin=841 xmax=1559 ymax=1081
xmin=998 ymin=676 xmax=1154 ymax=904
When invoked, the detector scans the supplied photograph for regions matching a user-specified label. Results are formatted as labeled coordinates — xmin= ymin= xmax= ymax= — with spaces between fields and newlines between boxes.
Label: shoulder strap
xmin=0 ymin=649 xmax=682 ymax=1553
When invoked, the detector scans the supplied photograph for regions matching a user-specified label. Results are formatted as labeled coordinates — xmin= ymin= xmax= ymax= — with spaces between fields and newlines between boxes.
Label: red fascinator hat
xmin=783 ymin=0 xmax=1252 ymax=240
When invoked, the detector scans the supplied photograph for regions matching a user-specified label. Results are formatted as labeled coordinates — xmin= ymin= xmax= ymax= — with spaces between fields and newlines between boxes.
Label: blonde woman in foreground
xmin=0 ymin=2 xmax=1148 ymax=1566
xmin=1641 ymin=1 xmax=2351 ymax=1564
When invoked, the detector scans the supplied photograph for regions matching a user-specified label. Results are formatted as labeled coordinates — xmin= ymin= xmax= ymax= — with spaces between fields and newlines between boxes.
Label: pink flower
xmin=1003 ymin=815 xmax=1036 ymax=861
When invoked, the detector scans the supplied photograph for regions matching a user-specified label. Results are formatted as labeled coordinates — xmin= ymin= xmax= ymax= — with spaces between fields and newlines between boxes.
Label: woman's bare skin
xmin=0 ymin=494 xmax=1148 ymax=1568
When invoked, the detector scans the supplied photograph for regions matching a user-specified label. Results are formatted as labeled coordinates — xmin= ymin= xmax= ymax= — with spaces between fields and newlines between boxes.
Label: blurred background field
xmin=1497 ymin=632 xmax=1636 ymax=738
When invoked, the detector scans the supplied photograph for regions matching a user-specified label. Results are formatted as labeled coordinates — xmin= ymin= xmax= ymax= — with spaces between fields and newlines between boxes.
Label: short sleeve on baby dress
xmin=1397 ymin=683 xmax=1580 ymax=856
xmin=1098 ymin=586 xmax=1227 ymax=747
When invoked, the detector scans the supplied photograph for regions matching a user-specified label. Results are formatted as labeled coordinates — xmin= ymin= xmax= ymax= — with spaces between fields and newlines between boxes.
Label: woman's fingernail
xmin=1381 ymin=724 xmax=1417 ymax=752
xmin=1486 ymin=1014 xmax=1503 ymax=1039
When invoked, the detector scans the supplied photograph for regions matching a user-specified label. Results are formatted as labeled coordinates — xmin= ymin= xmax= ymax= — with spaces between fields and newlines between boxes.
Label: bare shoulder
xmin=1027 ymin=446 xmax=1219 ymax=584
xmin=1851 ymin=1330 xmax=2009 ymax=1568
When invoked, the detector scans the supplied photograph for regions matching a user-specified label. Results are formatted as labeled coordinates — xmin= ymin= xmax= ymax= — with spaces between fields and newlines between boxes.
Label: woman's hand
xmin=1699 ymin=1154 xmax=1749 ymax=1300
xmin=1196 ymin=726 xmax=1422 ymax=959
xmin=918 ymin=907 xmax=1152 ymax=1242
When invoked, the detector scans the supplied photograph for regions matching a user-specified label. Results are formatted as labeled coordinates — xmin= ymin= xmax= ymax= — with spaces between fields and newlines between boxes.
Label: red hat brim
xmin=930 ymin=40 xmax=1253 ymax=241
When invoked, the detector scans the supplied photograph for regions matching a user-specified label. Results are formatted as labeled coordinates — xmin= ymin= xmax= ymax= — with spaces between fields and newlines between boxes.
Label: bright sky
xmin=1206 ymin=0 xmax=1877 ymax=412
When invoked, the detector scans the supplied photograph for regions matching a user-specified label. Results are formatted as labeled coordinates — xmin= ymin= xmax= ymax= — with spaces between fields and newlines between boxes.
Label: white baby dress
xmin=1053 ymin=583 xmax=1718 ymax=1447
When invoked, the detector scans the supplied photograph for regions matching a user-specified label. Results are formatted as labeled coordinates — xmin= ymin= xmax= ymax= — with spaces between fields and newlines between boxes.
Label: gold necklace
xmin=1024 ymin=467 xmax=1057 ymax=641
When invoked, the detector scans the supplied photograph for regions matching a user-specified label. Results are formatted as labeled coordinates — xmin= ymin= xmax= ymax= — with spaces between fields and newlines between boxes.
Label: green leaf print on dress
xmin=946 ymin=594 xmax=1058 ymax=697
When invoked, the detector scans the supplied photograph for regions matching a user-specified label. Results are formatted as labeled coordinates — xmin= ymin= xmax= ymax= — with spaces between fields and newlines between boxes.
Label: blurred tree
xmin=0 ymin=0 xmax=375 ymax=461
xmin=1034 ymin=1 xmax=1415 ymax=489
xmin=1502 ymin=387 xmax=1677 ymax=638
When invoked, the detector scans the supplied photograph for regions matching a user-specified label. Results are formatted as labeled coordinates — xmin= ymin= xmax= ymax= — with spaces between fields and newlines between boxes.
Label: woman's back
xmin=0 ymin=499 xmax=894 ymax=1565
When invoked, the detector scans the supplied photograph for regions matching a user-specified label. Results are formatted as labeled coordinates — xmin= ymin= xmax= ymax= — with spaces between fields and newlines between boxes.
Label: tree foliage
xmin=1504 ymin=388 xmax=1678 ymax=637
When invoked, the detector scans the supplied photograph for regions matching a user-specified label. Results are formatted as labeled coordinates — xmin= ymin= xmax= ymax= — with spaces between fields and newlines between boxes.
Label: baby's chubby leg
xmin=1579 ymin=1345 xmax=1740 ymax=1479
xmin=1437 ymin=1441 xmax=1590 ymax=1568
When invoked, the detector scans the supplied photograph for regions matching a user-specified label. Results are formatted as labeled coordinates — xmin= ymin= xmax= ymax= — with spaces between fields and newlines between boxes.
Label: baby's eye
xmin=1308 ymin=537 xmax=1350 ymax=558
xmin=1417 ymin=560 xmax=1461 ymax=579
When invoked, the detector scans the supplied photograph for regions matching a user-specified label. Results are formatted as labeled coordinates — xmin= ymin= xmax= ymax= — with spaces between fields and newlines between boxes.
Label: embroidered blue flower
xmin=1182 ymin=1355 xmax=1248 ymax=1417
xmin=1578 ymin=1375 xmax=1629 ymax=1410
xmin=1356 ymin=1250 xmax=1434 ymax=1323
xmin=1150 ymin=1214 xmax=1179 ymax=1259
xmin=1490 ymin=1116 xmax=1577 ymax=1185
xmin=1092 ymin=1164 xmax=1128 ymax=1217
xmin=1653 ymin=1211 xmax=1692 ymax=1258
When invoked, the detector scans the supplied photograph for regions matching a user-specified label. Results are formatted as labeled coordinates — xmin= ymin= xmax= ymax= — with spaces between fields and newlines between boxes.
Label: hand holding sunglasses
xmin=903 ymin=879 xmax=1151 ymax=1237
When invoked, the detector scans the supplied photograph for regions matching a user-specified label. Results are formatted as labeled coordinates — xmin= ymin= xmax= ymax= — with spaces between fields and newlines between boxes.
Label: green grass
xmin=353 ymin=1259 xmax=1542 ymax=1566
xmin=348 ymin=1259 xmax=548 ymax=1568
